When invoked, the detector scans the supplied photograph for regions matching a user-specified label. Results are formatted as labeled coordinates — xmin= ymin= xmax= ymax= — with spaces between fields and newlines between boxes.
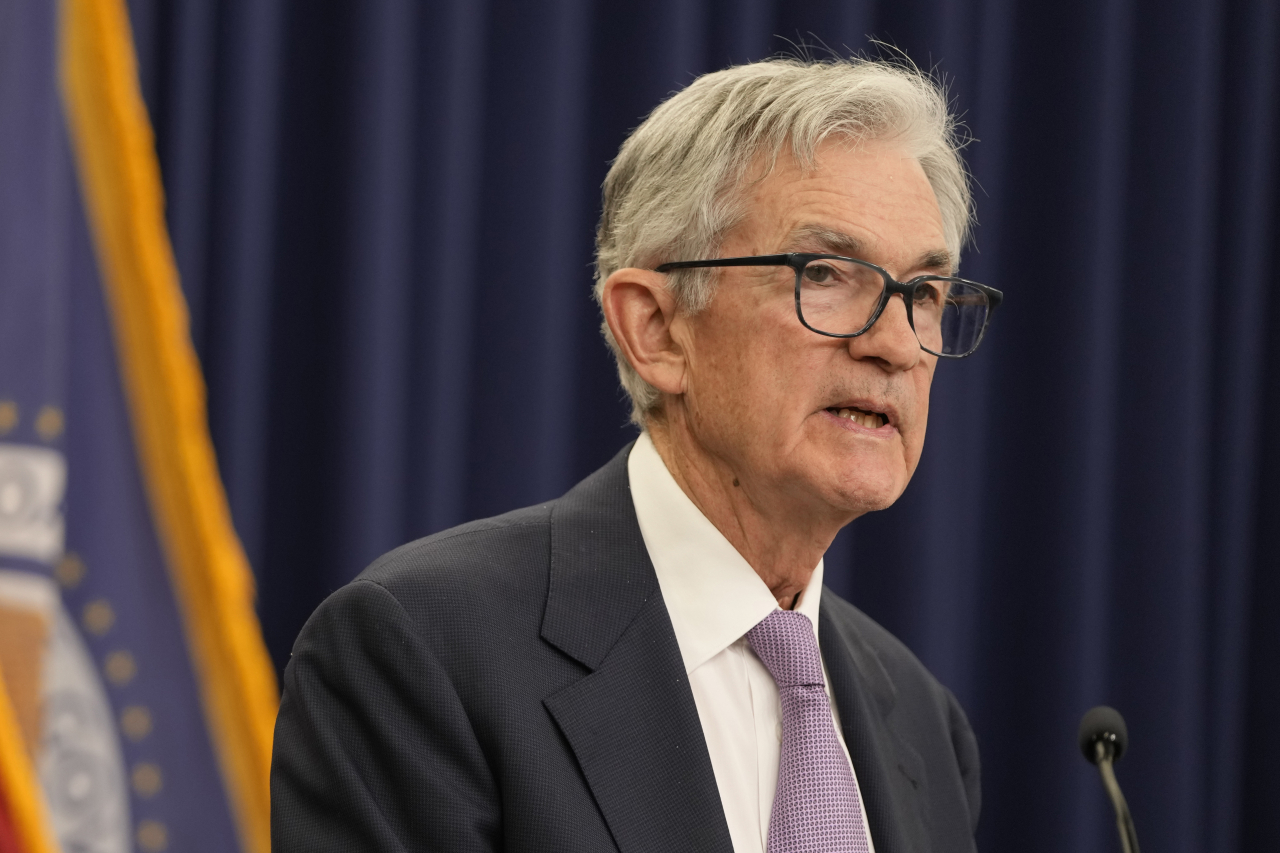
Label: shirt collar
xmin=628 ymin=432 xmax=825 ymax=674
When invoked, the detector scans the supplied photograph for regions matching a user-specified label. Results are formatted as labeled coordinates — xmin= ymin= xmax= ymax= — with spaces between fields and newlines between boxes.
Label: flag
xmin=0 ymin=1 xmax=278 ymax=852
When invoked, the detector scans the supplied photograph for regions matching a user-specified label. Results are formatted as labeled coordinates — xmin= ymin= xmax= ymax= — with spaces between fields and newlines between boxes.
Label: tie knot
xmin=745 ymin=609 xmax=825 ymax=688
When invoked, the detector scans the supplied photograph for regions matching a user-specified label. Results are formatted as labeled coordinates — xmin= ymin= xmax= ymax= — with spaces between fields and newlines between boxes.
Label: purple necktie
xmin=746 ymin=609 xmax=870 ymax=853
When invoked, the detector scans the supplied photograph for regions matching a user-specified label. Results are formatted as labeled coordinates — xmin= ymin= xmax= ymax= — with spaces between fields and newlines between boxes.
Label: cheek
xmin=687 ymin=314 xmax=800 ymax=436
xmin=689 ymin=348 xmax=779 ymax=431
xmin=902 ymin=369 xmax=935 ymax=462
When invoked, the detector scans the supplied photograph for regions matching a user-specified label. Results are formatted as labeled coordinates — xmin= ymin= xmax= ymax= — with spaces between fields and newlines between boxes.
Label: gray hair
xmin=593 ymin=56 xmax=974 ymax=425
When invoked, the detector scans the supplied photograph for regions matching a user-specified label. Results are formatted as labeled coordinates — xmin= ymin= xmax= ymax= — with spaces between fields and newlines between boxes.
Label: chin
xmin=812 ymin=447 xmax=911 ymax=509
xmin=823 ymin=470 xmax=908 ymax=516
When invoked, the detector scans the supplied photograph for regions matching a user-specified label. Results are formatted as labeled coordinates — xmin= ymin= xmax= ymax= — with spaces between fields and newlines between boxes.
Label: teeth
xmin=833 ymin=407 xmax=883 ymax=428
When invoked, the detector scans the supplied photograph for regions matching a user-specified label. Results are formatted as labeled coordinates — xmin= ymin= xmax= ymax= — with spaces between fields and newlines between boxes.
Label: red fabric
xmin=0 ymin=781 xmax=24 ymax=853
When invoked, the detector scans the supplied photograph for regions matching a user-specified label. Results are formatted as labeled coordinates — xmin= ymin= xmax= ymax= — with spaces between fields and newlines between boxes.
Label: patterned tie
xmin=746 ymin=609 xmax=870 ymax=853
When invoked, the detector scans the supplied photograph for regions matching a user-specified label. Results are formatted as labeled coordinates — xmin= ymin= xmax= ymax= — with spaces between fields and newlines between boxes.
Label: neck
xmin=646 ymin=414 xmax=851 ymax=608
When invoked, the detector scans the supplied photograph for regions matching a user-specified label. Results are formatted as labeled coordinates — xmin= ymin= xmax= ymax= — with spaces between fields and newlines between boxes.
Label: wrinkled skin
xmin=602 ymin=138 xmax=949 ymax=605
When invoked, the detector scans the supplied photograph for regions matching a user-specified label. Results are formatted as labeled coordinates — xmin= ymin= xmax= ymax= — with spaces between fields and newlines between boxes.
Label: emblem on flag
xmin=0 ymin=1 xmax=277 ymax=851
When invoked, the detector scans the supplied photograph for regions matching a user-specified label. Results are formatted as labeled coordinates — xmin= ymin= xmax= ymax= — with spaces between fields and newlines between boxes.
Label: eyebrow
xmin=784 ymin=224 xmax=954 ymax=275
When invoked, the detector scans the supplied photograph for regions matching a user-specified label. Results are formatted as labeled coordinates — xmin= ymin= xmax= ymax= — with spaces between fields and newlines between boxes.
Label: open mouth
xmin=826 ymin=406 xmax=888 ymax=429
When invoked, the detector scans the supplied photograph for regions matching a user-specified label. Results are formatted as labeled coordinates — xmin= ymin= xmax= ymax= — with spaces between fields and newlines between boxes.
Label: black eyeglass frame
xmin=654 ymin=253 xmax=1004 ymax=359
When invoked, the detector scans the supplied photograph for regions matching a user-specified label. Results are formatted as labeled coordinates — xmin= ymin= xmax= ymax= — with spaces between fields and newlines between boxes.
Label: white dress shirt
xmin=628 ymin=433 xmax=875 ymax=853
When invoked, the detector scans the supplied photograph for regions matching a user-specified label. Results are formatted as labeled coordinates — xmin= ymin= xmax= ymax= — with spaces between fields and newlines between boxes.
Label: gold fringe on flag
xmin=58 ymin=2 xmax=279 ymax=853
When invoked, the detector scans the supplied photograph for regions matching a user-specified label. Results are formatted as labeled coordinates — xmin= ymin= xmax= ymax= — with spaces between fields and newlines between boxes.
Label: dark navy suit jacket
xmin=271 ymin=445 xmax=981 ymax=852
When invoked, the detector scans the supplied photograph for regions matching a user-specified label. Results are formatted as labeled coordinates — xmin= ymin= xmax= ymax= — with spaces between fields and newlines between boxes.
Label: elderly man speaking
xmin=273 ymin=55 xmax=1002 ymax=853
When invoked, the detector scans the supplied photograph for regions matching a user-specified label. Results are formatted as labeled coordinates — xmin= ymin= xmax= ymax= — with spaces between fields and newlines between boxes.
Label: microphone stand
xmin=1092 ymin=739 xmax=1140 ymax=853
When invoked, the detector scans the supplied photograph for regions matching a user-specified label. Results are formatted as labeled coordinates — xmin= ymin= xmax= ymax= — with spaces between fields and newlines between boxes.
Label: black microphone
xmin=1078 ymin=706 xmax=1140 ymax=853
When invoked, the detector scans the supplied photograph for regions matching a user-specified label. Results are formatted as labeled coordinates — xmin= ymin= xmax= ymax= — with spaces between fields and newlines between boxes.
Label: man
xmin=273 ymin=56 xmax=1000 ymax=853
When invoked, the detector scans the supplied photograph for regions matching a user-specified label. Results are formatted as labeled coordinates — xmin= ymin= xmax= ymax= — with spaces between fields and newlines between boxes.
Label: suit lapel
xmin=541 ymin=446 xmax=734 ymax=853
xmin=820 ymin=601 xmax=930 ymax=853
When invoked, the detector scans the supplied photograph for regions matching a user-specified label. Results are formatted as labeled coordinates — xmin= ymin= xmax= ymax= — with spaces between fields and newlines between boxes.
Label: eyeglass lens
xmin=796 ymin=257 xmax=990 ymax=356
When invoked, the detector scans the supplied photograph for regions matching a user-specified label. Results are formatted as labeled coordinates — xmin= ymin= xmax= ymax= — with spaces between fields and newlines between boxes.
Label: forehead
xmin=733 ymin=138 xmax=948 ymax=271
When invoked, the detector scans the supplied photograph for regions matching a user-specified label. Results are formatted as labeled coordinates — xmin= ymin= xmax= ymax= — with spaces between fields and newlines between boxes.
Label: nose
xmin=846 ymin=293 xmax=922 ymax=370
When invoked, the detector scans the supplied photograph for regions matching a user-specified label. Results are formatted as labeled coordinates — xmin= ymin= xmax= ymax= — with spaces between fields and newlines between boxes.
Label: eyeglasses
xmin=654 ymin=253 xmax=1003 ymax=358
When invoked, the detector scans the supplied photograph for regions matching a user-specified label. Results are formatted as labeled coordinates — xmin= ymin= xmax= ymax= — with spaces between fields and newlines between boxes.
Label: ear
xmin=601 ymin=268 xmax=688 ymax=397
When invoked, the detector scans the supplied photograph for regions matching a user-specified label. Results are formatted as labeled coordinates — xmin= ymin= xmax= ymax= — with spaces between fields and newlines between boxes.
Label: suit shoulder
xmin=329 ymin=502 xmax=556 ymax=630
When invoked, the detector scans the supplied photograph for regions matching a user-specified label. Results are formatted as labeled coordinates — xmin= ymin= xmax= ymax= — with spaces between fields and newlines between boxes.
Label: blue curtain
xmin=122 ymin=1 xmax=1279 ymax=851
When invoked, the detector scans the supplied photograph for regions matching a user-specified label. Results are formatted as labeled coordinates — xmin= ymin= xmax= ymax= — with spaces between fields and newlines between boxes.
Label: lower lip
xmin=821 ymin=408 xmax=896 ymax=436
